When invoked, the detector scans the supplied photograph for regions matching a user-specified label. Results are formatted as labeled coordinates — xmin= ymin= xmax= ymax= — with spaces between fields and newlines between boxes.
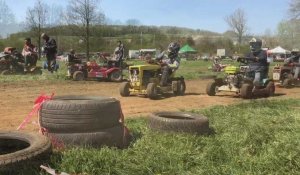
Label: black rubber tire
xmin=240 ymin=83 xmax=253 ymax=99
xmin=33 ymin=69 xmax=42 ymax=75
xmin=39 ymin=96 xmax=121 ymax=133
xmin=109 ymin=70 xmax=123 ymax=82
xmin=148 ymin=112 xmax=210 ymax=135
xmin=206 ymin=81 xmax=217 ymax=96
xmin=73 ymin=71 xmax=84 ymax=81
xmin=0 ymin=131 xmax=51 ymax=172
xmin=173 ymin=80 xmax=186 ymax=96
xmin=266 ymin=81 xmax=275 ymax=97
xmin=1 ymin=70 xmax=10 ymax=75
xmin=147 ymin=83 xmax=158 ymax=99
xmin=282 ymin=78 xmax=292 ymax=88
xmin=47 ymin=123 xmax=129 ymax=148
xmin=120 ymin=82 xmax=130 ymax=97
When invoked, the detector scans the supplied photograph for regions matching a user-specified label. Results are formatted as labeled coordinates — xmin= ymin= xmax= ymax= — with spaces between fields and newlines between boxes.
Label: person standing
xmin=41 ymin=33 xmax=57 ymax=73
xmin=113 ymin=40 xmax=125 ymax=67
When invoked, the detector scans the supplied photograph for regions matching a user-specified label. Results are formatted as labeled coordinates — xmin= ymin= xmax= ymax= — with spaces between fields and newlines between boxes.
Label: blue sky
xmin=6 ymin=0 xmax=290 ymax=35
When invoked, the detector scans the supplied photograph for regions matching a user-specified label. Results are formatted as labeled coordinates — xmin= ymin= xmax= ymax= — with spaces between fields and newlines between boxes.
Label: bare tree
xmin=0 ymin=0 xmax=20 ymax=37
xmin=277 ymin=19 xmax=300 ymax=49
xmin=126 ymin=19 xmax=142 ymax=26
xmin=289 ymin=0 xmax=300 ymax=18
xmin=225 ymin=8 xmax=248 ymax=45
xmin=66 ymin=0 xmax=105 ymax=60
xmin=0 ymin=0 xmax=15 ymax=24
xmin=26 ymin=0 xmax=48 ymax=59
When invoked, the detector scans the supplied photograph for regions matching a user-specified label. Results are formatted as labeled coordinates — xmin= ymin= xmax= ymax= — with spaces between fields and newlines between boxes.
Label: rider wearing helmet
xmin=285 ymin=49 xmax=300 ymax=82
xmin=160 ymin=42 xmax=181 ymax=86
xmin=246 ymin=38 xmax=268 ymax=86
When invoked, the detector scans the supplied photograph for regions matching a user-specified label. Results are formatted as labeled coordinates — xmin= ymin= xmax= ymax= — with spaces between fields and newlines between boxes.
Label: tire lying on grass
xmin=0 ymin=131 xmax=51 ymax=172
xmin=47 ymin=123 xmax=130 ymax=148
xmin=148 ymin=112 xmax=210 ymax=135
xmin=39 ymin=96 xmax=121 ymax=133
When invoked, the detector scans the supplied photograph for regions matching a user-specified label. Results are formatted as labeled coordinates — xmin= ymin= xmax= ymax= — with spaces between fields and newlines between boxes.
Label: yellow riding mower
xmin=206 ymin=58 xmax=275 ymax=99
xmin=119 ymin=63 xmax=185 ymax=99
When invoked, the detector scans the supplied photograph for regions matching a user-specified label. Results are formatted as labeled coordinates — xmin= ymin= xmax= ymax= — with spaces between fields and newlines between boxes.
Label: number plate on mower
xmin=273 ymin=73 xmax=280 ymax=81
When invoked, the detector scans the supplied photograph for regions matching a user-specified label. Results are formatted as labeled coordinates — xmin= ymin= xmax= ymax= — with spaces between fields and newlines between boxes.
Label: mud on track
xmin=0 ymin=79 xmax=299 ymax=131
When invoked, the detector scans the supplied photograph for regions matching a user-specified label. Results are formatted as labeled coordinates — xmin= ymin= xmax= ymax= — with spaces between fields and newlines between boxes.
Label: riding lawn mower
xmin=206 ymin=57 xmax=275 ymax=99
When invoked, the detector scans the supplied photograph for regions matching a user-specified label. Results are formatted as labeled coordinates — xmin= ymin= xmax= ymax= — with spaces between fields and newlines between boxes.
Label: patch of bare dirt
xmin=0 ymin=79 xmax=299 ymax=131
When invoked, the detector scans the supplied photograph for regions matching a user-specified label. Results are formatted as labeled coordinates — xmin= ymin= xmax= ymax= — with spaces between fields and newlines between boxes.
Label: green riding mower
xmin=206 ymin=57 xmax=275 ymax=99
xmin=119 ymin=62 xmax=185 ymax=99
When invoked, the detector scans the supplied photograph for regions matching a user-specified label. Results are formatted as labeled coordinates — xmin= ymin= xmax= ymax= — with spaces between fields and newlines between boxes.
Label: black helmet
xmin=291 ymin=48 xmax=299 ymax=55
xmin=249 ymin=38 xmax=262 ymax=52
xmin=167 ymin=42 xmax=180 ymax=58
xmin=25 ymin=38 xmax=31 ymax=43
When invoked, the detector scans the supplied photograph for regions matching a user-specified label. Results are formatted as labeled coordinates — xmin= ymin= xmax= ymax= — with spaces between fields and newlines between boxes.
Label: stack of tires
xmin=39 ymin=96 xmax=130 ymax=148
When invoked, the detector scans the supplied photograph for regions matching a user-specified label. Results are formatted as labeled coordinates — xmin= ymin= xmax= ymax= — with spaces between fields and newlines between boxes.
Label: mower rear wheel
xmin=120 ymin=82 xmax=130 ymax=97
xmin=32 ymin=69 xmax=42 ymax=75
xmin=109 ymin=70 xmax=123 ymax=82
xmin=206 ymin=81 xmax=217 ymax=96
xmin=1 ymin=70 xmax=10 ymax=75
xmin=147 ymin=83 xmax=158 ymax=99
xmin=266 ymin=81 xmax=275 ymax=97
xmin=73 ymin=71 xmax=84 ymax=81
xmin=240 ymin=83 xmax=253 ymax=99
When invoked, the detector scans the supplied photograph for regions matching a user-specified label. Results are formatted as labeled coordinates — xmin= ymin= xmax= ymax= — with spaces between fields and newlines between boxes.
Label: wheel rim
xmin=111 ymin=71 xmax=122 ymax=81
xmin=76 ymin=73 xmax=83 ymax=80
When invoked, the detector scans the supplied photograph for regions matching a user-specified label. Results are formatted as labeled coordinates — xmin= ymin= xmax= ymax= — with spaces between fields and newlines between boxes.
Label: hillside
xmin=0 ymin=24 xmax=241 ymax=56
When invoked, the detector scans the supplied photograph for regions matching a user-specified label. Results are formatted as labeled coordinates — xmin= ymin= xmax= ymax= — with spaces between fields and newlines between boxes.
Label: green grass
xmin=12 ymin=98 xmax=298 ymax=175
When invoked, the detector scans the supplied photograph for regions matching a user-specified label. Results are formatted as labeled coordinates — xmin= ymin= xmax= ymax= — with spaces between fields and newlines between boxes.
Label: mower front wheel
xmin=120 ymin=82 xmax=131 ymax=97
xmin=109 ymin=70 xmax=123 ymax=82
xmin=173 ymin=80 xmax=186 ymax=96
xmin=282 ymin=78 xmax=292 ymax=88
xmin=147 ymin=83 xmax=158 ymax=99
xmin=73 ymin=71 xmax=84 ymax=81
xmin=206 ymin=81 xmax=217 ymax=96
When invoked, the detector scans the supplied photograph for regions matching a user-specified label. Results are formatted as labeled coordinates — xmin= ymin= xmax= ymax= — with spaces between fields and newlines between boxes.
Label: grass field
xmin=13 ymin=98 xmax=300 ymax=175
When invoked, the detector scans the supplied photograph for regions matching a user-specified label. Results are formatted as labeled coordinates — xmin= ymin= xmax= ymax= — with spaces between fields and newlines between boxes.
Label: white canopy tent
xmin=268 ymin=46 xmax=291 ymax=54
xmin=268 ymin=46 xmax=291 ymax=62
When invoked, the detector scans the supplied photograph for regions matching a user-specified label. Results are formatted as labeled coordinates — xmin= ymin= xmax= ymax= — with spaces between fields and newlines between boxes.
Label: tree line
xmin=0 ymin=0 xmax=300 ymax=59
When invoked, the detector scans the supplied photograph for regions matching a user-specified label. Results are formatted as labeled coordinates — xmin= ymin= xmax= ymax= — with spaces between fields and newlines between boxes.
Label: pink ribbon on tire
xmin=17 ymin=93 xmax=54 ymax=130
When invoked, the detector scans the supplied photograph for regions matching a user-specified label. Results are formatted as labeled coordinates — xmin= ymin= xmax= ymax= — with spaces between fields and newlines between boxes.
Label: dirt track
xmin=0 ymin=79 xmax=299 ymax=131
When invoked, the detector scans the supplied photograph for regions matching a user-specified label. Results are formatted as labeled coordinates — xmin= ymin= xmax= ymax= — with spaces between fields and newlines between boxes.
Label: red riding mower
xmin=273 ymin=63 xmax=300 ymax=88
xmin=68 ymin=52 xmax=124 ymax=82
xmin=0 ymin=47 xmax=42 ymax=75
